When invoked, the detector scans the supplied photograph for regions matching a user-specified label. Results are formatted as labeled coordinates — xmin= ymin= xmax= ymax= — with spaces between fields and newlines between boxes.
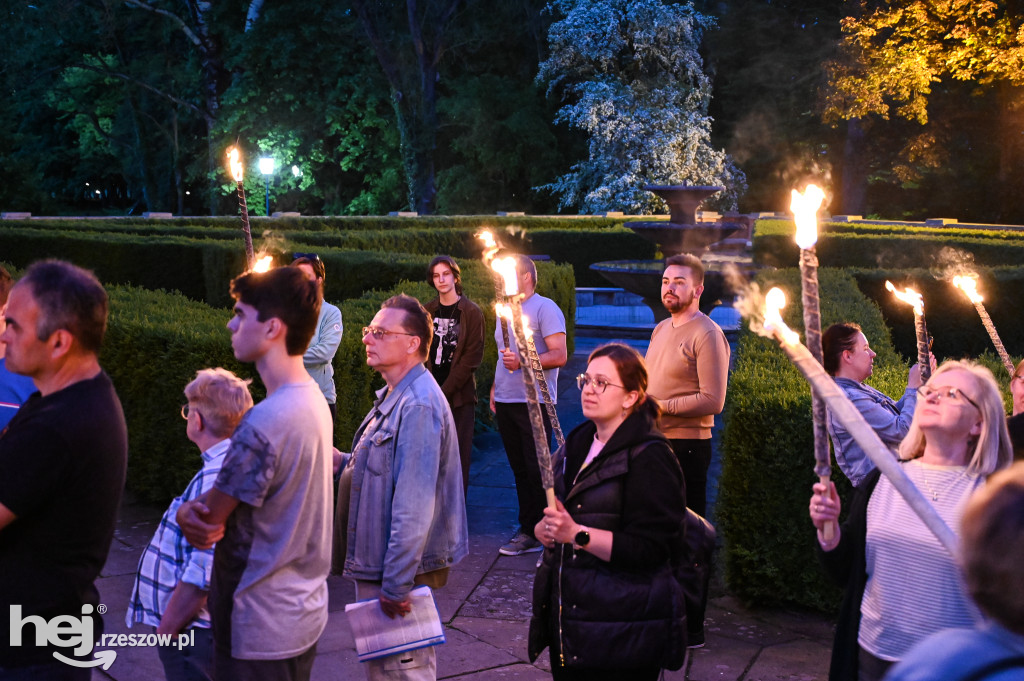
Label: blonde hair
xmin=898 ymin=360 xmax=1013 ymax=476
xmin=184 ymin=368 xmax=254 ymax=439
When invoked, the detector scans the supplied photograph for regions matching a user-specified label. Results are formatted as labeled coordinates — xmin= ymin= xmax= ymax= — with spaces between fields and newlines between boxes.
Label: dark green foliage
xmin=103 ymin=287 xmax=260 ymax=503
xmin=719 ymin=268 xmax=909 ymax=611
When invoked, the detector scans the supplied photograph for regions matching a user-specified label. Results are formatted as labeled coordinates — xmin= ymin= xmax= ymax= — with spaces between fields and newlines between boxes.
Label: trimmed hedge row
xmin=754 ymin=220 xmax=1024 ymax=270
xmin=0 ymin=220 xmax=651 ymax=298
xmin=718 ymin=268 xmax=909 ymax=611
xmin=100 ymin=260 xmax=575 ymax=503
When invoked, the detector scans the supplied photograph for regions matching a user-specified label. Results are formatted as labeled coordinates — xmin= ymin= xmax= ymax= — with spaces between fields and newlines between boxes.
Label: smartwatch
xmin=573 ymin=526 xmax=591 ymax=550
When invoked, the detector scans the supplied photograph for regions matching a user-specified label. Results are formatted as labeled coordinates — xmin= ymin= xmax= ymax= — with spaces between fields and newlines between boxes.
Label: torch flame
xmin=952 ymin=275 xmax=983 ymax=304
xmin=478 ymin=230 xmax=500 ymax=267
xmin=522 ymin=314 xmax=533 ymax=339
xmin=491 ymin=256 xmax=519 ymax=296
xmin=495 ymin=302 xmax=513 ymax=320
xmin=764 ymin=287 xmax=800 ymax=345
xmin=885 ymin=281 xmax=924 ymax=315
xmin=791 ymin=184 xmax=826 ymax=250
xmin=252 ymin=255 xmax=273 ymax=273
xmin=227 ymin=147 xmax=244 ymax=183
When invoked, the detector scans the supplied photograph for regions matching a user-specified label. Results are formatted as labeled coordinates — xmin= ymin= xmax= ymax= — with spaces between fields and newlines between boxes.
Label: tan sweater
xmin=645 ymin=313 xmax=730 ymax=439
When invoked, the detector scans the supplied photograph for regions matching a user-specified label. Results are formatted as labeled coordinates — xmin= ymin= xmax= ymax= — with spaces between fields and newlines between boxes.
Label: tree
xmin=536 ymin=0 xmax=745 ymax=214
xmin=350 ymin=0 xmax=464 ymax=215
xmin=822 ymin=0 xmax=1024 ymax=220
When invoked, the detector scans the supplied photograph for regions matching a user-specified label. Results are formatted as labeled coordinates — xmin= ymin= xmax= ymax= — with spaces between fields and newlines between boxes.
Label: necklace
xmin=919 ymin=465 xmax=967 ymax=501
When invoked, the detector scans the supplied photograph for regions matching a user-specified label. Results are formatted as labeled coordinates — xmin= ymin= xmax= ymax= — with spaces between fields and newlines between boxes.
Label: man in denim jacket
xmin=342 ymin=294 xmax=469 ymax=680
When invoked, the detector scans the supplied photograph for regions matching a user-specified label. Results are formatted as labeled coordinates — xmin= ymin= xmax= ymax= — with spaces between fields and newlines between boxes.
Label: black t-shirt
xmin=429 ymin=300 xmax=461 ymax=388
xmin=0 ymin=371 xmax=128 ymax=666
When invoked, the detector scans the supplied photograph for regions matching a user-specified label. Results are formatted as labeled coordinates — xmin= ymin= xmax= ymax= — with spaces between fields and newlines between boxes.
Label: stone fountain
xmin=590 ymin=185 xmax=751 ymax=322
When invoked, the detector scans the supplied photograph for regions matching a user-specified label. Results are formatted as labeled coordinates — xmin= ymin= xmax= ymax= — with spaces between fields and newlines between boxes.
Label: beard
xmin=662 ymin=290 xmax=694 ymax=313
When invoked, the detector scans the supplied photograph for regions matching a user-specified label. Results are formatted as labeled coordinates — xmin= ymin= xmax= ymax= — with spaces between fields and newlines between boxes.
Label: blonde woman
xmin=810 ymin=360 xmax=1013 ymax=681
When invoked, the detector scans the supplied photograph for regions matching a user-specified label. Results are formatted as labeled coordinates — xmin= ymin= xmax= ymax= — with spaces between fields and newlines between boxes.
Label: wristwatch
xmin=573 ymin=526 xmax=591 ymax=550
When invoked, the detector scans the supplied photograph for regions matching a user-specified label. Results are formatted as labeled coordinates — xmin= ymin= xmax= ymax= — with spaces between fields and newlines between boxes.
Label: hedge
xmin=754 ymin=220 xmax=1024 ymax=270
xmin=718 ymin=267 xmax=910 ymax=611
xmin=98 ymin=259 xmax=575 ymax=503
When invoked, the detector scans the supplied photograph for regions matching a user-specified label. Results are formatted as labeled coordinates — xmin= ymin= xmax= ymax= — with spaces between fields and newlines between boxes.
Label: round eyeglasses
xmin=576 ymin=373 xmax=625 ymax=394
xmin=181 ymin=403 xmax=199 ymax=420
xmin=917 ymin=385 xmax=980 ymax=411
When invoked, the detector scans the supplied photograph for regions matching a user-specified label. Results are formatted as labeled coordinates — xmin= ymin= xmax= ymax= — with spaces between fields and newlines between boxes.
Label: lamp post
xmin=258 ymin=156 xmax=275 ymax=216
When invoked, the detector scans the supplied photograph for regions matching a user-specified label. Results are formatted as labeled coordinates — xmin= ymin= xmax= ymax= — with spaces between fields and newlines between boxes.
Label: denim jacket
xmin=827 ymin=377 xmax=917 ymax=487
xmin=342 ymin=364 xmax=469 ymax=601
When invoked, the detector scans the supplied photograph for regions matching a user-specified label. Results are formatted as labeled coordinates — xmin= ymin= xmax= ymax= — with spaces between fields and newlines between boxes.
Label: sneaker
xmin=687 ymin=630 xmax=706 ymax=649
xmin=499 ymin=531 xmax=543 ymax=556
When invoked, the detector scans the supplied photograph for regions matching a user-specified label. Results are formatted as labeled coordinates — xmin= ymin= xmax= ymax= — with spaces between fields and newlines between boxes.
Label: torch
xmin=479 ymin=231 xmax=512 ymax=354
xmin=759 ymin=287 xmax=957 ymax=555
xmin=791 ymin=184 xmax=833 ymax=541
xmin=227 ymin=147 xmax=256 ymax=270
xmin=493 ymin=261 xmax=557 ymax=510
xmin=952 ymin=274 xmax=1015 ymax=377
xmin=885 ymin=281 xmax=932 ymax=382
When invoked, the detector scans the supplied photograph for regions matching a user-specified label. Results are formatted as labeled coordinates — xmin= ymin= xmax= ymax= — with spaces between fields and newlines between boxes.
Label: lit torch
xmin=952 ymin=274 xmax=1014 ymax=377
xmin=227 ymin=147 xmax=255 ymax=270
xmin=885 ymin=281 xmax=931 ymax=382
xmin=493 ymin=269 xmax=557 ymax=510
xmin=791 ymin=184 xmax=832 ymax=540
xmin=757 ymin=287 xmax=957 ymax=554
xmin=480 ymin=231 xmax=512 ymax=354
xmin=252 ymin=255 xmax=274 ymax=273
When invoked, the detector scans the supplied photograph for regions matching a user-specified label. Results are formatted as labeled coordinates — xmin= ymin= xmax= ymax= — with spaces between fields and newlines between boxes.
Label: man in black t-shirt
xmin=0 ymin=261 xmax=128 ymax=679
xmin=424 ymin=255 xmax=484 ymax=495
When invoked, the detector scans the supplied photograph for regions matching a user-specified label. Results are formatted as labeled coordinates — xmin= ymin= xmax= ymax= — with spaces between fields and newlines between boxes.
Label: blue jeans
xmin=156 ymin=627 xmax=214 ymax=681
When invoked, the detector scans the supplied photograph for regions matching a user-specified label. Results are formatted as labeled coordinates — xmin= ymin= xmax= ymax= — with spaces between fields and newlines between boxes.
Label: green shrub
xmin=718 ymin=268 xmax=911 ymax=611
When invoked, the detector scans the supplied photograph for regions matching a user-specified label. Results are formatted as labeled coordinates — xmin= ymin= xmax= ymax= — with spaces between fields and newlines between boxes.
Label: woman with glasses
xmin=528 ymin=343 xmax=686 ymax=680
xmin=809 ymin=360 xmax=1014 ymax=681
xmin=822 ymin=322 xmax=931 ymax=487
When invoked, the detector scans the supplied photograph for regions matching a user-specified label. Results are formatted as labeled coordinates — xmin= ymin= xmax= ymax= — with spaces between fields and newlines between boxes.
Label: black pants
xmin=495 ymin=401 xmax=554 ymax=537
xmin=213 ymin=642 xmax=317 ymax=681
xmin=667 ymin=438 xmax=712 ymax=517
xmin=452 ymin=402 xmax=475 ymax=495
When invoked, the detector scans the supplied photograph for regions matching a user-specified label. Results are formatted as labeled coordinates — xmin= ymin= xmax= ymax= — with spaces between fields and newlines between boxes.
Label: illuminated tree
xmin=536 ymin=0 xmax=745 ymax=214
xmin=823 ymin=1 xmax=1024 ymax=219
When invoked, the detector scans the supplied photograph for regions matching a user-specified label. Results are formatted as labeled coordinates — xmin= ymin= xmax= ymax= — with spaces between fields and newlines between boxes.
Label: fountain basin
xmin=590 ymin=255 xmax=754 ymax=322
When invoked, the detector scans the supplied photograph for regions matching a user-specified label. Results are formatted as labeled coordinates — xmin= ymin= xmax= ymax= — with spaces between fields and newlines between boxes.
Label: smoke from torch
xmin=952 ymin=274 xmax=1015 ymax=376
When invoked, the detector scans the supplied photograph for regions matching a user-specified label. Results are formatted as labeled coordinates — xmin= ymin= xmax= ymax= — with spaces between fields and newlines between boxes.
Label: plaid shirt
xmin=125 ymin=439 xmax=229 ymax=629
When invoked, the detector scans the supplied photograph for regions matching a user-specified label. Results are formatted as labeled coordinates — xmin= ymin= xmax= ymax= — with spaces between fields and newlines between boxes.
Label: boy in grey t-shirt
xmin=179 ymin=267 xmax=332 ymax=681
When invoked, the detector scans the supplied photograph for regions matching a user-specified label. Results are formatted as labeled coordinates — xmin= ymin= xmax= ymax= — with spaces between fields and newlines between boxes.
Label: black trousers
xmin=667 ymin=437 xmax=712 ymax=517
xmin=495 ymin=401 xmax=554 ymax=537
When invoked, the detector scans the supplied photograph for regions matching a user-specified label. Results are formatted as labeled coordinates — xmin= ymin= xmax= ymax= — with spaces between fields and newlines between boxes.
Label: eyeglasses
xmin=576 ymin=373 xmax=626 ymax=394
xmin=917 ymin=385 xmax=980 ymax=411
xmin=362 ymin=326 xmax=415 ymax=340
xmin=181 ymin=403 xmax=200 ymax=420
xmin=292 ymin=252 xmax=321 ymax=262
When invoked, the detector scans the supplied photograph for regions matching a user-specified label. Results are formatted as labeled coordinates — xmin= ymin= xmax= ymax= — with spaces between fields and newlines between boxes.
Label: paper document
xmin=344 ymin=585 xmax=446 ymax=662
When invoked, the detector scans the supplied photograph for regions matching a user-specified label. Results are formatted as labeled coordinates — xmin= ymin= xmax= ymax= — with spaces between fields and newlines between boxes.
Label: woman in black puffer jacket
xmin=528 ymin=343 xmax=686 ymax=680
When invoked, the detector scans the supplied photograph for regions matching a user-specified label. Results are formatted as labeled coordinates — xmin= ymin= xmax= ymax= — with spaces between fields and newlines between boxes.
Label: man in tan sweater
xmin=645 ymin=253 xmax=730 ymax=518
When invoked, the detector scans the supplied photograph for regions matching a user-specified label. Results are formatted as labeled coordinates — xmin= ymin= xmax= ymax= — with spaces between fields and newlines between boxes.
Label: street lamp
xmin=258 ymin=157 xmax=275 ymax=216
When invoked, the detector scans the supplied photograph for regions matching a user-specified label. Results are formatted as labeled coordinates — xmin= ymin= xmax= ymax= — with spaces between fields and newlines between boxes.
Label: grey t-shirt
xmin=211 ymin=380 xmax=333 ymax=660
xmin=492 ymin=293 xmax=566 ymax=404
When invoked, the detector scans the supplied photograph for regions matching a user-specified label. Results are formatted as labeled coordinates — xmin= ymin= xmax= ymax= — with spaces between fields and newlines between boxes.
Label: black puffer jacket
xmin=527 ymin=409 xmax=686 ymax=669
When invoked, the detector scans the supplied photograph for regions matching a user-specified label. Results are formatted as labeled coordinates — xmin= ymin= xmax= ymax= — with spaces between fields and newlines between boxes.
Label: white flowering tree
xmin=537 ymin=0 xmax=745 ymax=214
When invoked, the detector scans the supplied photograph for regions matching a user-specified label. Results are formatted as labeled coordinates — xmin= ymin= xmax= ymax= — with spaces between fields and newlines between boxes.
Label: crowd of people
xmin=1 ymin=251 xmax=1022 ymax=681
